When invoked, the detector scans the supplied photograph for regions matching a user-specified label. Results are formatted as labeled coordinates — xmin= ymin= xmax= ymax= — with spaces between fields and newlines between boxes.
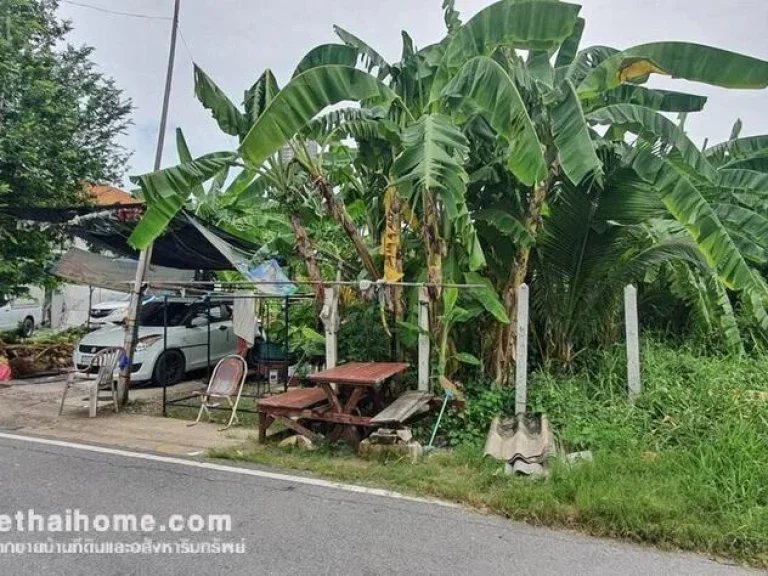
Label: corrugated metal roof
xmin=87 ymin=184 xmax=142 ymax=206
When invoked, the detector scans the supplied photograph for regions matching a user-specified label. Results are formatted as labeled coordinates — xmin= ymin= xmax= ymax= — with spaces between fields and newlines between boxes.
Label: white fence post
xmin=418 ymin=287 xmax=430 ymax=392
xmin=624 ymin=284 xmax=642 ymax=402
xmin=321 ymin=287 xmax=338 ymax=370
xmin=515 ymin=283 xmax=530 ymax=415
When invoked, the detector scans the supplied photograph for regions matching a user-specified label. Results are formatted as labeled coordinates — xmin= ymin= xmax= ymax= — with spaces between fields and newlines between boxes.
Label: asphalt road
xmin=0 ymin=434 xmax=755 ymax=576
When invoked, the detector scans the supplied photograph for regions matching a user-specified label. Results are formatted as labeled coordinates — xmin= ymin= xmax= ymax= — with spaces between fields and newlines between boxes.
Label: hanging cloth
xmin=233 ymin=291 xmax=257 ymax=351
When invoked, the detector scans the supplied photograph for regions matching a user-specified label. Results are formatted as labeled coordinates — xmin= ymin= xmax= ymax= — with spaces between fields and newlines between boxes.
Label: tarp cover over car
xmin=2 ymin=204 xmax=261 ymax=271
xmin=50 ymin=248 xmax=195 ymax=293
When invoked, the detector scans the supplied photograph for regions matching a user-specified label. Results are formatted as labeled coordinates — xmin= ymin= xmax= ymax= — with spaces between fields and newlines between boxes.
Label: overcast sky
xmin=57 ymin=0 xmax=768 ymax=187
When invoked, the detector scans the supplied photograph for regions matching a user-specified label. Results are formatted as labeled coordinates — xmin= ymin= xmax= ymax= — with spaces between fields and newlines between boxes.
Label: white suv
xmin=74 ymin=298 xmax=254 ymax=385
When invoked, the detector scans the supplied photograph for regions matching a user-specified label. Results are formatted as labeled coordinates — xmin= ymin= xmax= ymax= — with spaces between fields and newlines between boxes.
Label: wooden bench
xmin=257 ymin=387 xmax=328 ymax=442
xmin=257 ymin=362 xmax=410 ymax=446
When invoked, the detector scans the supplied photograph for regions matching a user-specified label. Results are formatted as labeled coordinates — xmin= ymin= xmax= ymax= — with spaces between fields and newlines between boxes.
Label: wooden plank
xmin=418 ymin=287 xmax=430 ymax=392
xmin=309 ymin=362 xmax=409 ymax=386
xmin=515 ymin=283 xmax=529 ymax=415
xmin=258 ymin=387 xmax=327 ymax=410
xmin=258 ymin=413 xmax=274 ymax=443
xmin=371 ymin=391 xmax=433 ymax=424
xmin=343 ymin=386 xmax=366 ymax=414
xmin=272 ymin=414 xmax=322 ymax=443
xmin=320 ymin=382 xmax=343 ymax=413
xmin=258 ymin=406 xmax=374 ymax=427
xmin=625 ymin=285 xmax=642 ymax=402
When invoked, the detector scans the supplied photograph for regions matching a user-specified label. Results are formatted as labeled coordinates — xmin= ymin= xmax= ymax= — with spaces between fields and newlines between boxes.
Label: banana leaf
xmin=587 ymin=104 xmax=716 ymax=180
xmin=194 ymin=65 xmax=245 ymax=138
xmin=582 ymin=84 xmax=708 ymax=113
xmin=293 ymin=44 xmax=359 ymax=77
xmin=578 ymin=42 xmax=768 ymax=97
xmin=128 ymin=152 xmax=237 ymax=249
xmin=706 ymin=135 xmax=768 ymax=167
xmin=551 ymin=79 xmax=603 ymax=185
xmin=244 ymin=69 xmax=280 ymax=128
xmin=240 ymin=65 xmax=397 ymax=169
xmin=440 ymin=56 xmax=547 ymax=186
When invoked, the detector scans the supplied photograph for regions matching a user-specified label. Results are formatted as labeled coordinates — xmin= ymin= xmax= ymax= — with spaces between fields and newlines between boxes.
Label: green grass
xmin=208 ymin=339 xmax=768 ymax=567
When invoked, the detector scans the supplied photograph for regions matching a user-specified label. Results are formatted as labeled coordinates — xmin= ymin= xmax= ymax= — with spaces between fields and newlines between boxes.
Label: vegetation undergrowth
xmin=212 ymin=338 xmax=768 ymax=568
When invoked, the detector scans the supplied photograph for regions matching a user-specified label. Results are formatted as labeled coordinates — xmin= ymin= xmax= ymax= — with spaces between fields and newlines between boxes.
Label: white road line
xmin=0 ymin=431 xmax=459 ymax=509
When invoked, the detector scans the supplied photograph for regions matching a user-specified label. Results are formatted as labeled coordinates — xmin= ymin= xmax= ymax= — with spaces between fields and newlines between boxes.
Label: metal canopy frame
xmin=153 ymin=288 xmax=315 ymax=418
xmin=146 ymin=277 xmax=482 ymax=419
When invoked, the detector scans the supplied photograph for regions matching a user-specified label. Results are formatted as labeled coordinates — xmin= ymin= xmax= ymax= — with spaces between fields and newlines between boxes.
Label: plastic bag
xmin=0 ymin=354 xmax=11 ymax=382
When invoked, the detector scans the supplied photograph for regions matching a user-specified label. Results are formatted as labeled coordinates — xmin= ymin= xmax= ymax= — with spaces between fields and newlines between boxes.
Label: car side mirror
xmin=189 ymin=317 xmax=209 ymax=328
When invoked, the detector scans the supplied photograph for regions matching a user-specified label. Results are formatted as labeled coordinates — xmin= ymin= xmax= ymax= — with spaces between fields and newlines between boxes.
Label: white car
xmin=89 ymin=297 xmax=130 ymax=325
xmin=0 ymin=294 xmax=42 ymax=337
xmin=74 ymin=298 xmax=252 ymax=385
xmin=90 ymin=295 xmax=160 ymax=325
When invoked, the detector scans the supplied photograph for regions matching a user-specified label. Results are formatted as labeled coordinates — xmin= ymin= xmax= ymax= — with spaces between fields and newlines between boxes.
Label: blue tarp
xmin=237 ymin=259 xmax=298 ymax=297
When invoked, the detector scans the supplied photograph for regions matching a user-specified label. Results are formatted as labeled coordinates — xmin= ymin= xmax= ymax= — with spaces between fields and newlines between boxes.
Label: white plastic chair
xmin=59 ymin=347 xmax=124 ymax=418
xmin=189 ymin=355 xmax=248 ymax=431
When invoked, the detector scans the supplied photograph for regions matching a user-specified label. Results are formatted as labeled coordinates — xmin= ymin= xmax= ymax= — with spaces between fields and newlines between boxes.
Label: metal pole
xmin=86 ymin=286 xmax=93 ymax=329
xmin=284 ymin=296 xmax=289 ymax=393
xmin=162 ymin=295 xmax=168 ymax=417
xmin=118 ymin=0 xmax=181 ymax=406
xmin=206 ymin=296 xmax=211 ymax=382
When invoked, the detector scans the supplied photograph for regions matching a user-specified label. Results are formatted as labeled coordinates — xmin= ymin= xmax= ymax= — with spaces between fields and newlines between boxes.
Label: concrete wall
xmin=52 ymin=285 xmax=128 ymax=328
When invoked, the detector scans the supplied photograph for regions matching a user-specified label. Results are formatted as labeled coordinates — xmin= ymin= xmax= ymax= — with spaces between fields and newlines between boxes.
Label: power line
xmin=177 ymin=25 xmax=194 ymax=64
xmin=61 ymin=0 xmax=172 ymax=21
xmin=176 ymin=24 xmax=238 ymax=154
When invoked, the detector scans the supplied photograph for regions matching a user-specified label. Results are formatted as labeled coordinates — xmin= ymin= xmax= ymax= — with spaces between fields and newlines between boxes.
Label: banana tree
xmin=131 ymin=0 xmax=768 ymax=387
xmin=419 ymin=0 xmax=768 ymax=381
xmin=237 ymin=0 xmax=768 ymax=381
xmin=127 ymin=66 xmax=281 ymax=249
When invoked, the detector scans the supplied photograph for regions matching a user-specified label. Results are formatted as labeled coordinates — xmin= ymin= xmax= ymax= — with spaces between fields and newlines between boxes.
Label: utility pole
xmin=118 ymin=0 xmax=181 ymax=406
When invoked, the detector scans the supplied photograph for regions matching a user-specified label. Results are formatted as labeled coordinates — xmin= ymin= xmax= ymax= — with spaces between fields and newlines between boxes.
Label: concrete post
xmin=321 ymin=286 xmax=339 ymax=370
xmin=624 ymin=285 xmax=642 ymax=402
xmin=515 ymin=283 xmax=530 ymax=415
xmin=418 ymin=287 xmax=430 ymax=392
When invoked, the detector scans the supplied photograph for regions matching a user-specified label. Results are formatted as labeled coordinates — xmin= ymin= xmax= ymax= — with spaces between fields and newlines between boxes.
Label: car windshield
xmin=138 ymin=302 xmax=191 ymax=327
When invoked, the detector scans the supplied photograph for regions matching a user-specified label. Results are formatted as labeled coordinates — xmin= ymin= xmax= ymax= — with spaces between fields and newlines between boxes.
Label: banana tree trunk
xmin=313 ymin=175 xmax=381 ymax=280
xmin=383 ymin=188 xmax=404 ymax=321
xmin=493 ymin=179 xmax=549 ymax=386
xmin=421 ymin=190 xmax=447 ymax=378
xmin=290 ymin=212 xmax=324 ymax=309
xmin=423 ymin=191 xmax=444 ymax=303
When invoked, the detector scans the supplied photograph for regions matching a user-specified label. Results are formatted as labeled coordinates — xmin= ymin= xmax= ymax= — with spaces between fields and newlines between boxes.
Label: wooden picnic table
xmin=257 ymin=362 xmax=409 ymax=444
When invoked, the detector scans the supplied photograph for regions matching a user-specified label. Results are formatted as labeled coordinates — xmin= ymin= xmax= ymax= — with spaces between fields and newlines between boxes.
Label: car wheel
xmin=20 ymin=316 xmax=35 ymax=338
xmin=153 ymin=350 xmax=185 ymax=386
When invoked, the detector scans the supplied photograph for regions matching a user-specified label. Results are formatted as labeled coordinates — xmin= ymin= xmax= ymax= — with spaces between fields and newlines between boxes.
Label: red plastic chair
xmin=189 ymin=355 xmax=248 ymax=431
